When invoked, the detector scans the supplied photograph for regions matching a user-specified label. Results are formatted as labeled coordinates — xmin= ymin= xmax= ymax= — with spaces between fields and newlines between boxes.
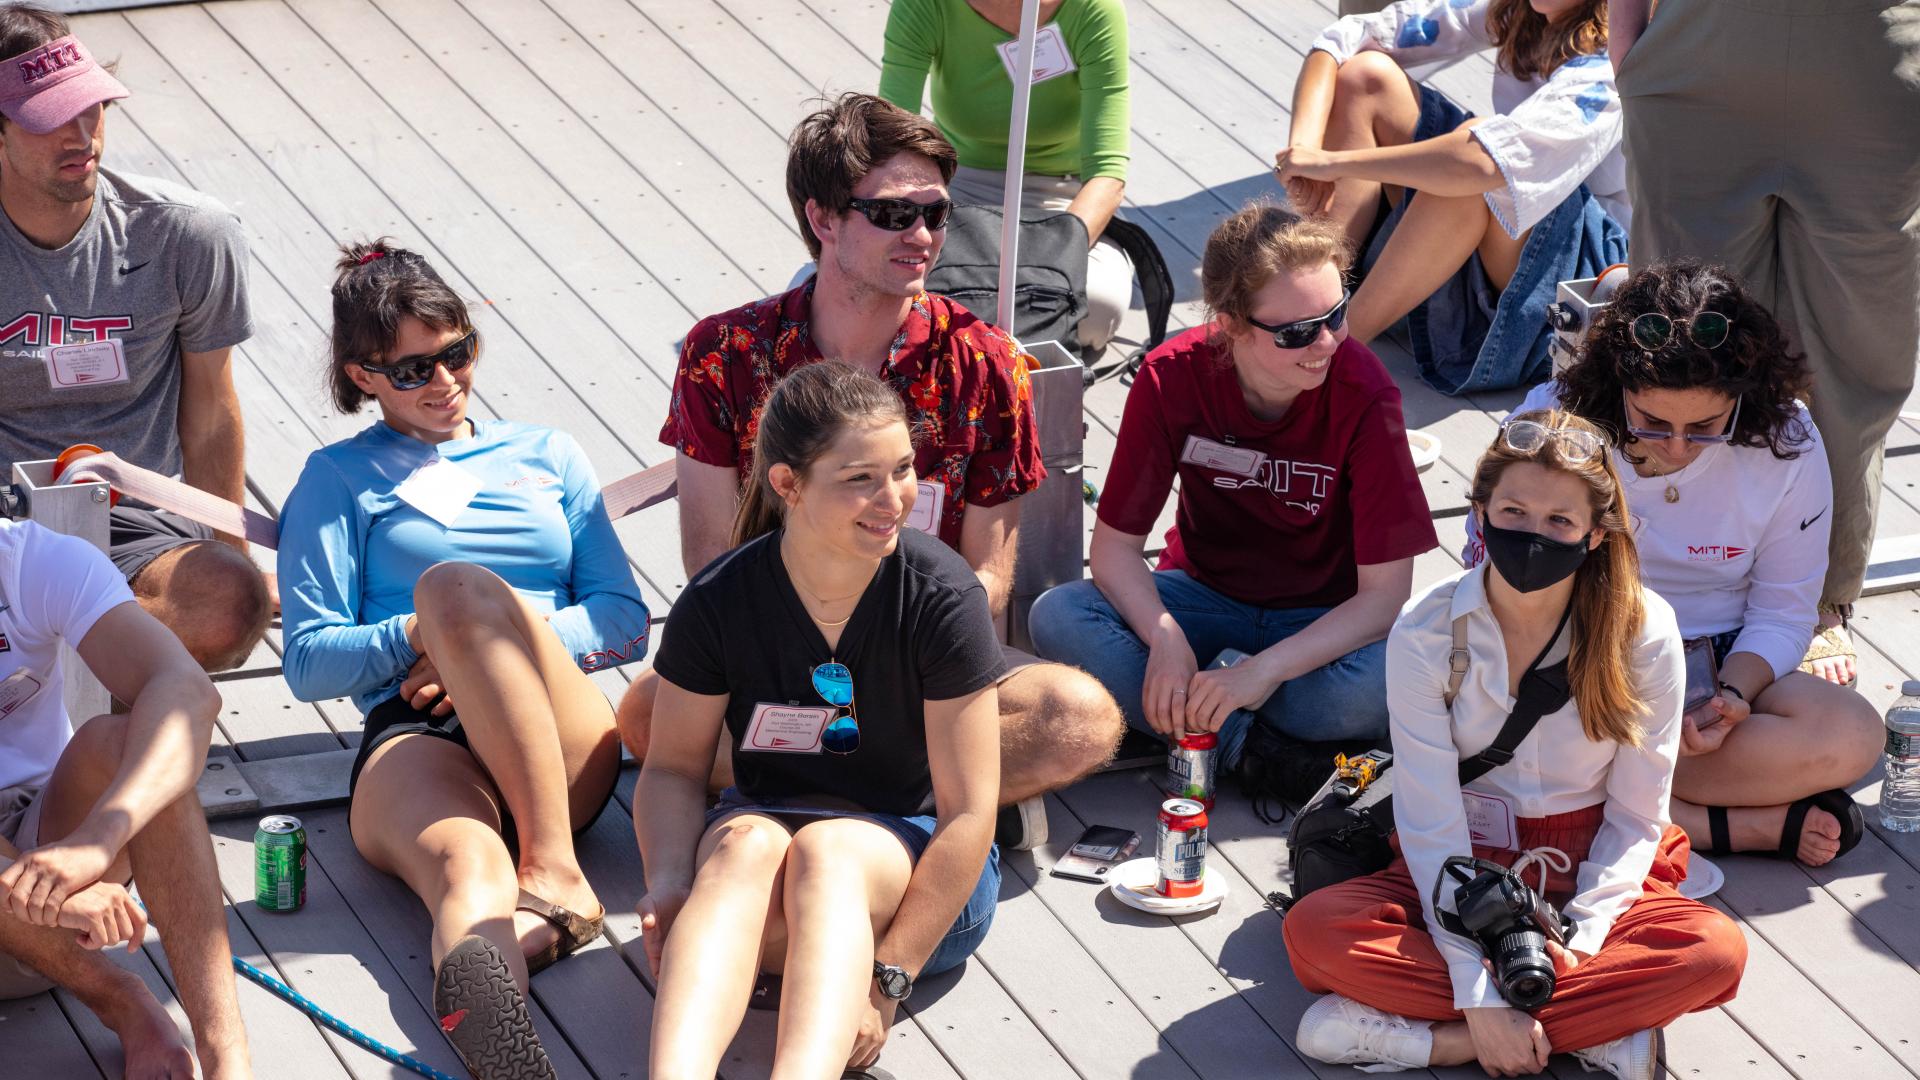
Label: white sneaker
xmin=1295 ymin=994 xmax=1433 ymax=1073
xmin=995 ymin=796 xmax=1047 ymax=851
xmin=1573 ymin=1028 xmax=1661 ymax=1080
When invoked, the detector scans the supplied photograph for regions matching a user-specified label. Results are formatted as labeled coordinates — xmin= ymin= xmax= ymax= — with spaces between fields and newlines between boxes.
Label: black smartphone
xmin=1048 ymin=824 xmax=1141 ymax=883
xmin=1683 ymin=637 xmax=1720 ymax=718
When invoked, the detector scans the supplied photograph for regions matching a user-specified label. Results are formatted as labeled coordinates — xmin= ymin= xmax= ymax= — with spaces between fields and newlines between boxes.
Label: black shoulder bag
xmin=1282 ymin=604 xmax=1573 ymax=905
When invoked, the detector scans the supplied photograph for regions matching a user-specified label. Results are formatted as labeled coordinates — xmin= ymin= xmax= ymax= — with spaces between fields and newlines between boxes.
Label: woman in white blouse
xmin=1274 ymin=0 xmax=1627 ymax=395
xmin=1284 ymin=411 xmax=1745 ymax=1079
xmin=1472 ymin=260 xmax=1881 ymax=866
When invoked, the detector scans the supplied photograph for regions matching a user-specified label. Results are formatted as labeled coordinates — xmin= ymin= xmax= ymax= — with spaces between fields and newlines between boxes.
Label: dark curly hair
xmin=1554 ymin=259 xmax=1813 ymax=465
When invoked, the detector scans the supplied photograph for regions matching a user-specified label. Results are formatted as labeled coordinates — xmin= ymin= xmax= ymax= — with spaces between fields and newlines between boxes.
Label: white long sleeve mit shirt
xmin=1389 ymin=566 xmax=1684 ymax=1009
xmin=1463 ymin=383 xmax=1832 ymax=679
xmin=1310 ymin=0 xmax=1627 ymax=236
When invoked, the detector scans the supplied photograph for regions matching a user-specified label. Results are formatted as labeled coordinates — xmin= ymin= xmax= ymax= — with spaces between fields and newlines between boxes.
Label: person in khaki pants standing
xmin=1610 ymin=0 xmax=1920 ymax=685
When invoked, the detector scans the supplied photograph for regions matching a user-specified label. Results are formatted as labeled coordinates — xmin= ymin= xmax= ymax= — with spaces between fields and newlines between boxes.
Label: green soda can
xmin=254 ymin=815 xmax=307 ymax=912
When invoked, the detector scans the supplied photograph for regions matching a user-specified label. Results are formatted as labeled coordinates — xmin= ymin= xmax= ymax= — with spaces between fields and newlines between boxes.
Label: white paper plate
xmin=1107 ymin=857 xmax=1229 ymax=915
xmin=1407 ymin=430 xmax=1442 ymax=474
xmin=1678 ymin=853 xmax=1724 ymax=900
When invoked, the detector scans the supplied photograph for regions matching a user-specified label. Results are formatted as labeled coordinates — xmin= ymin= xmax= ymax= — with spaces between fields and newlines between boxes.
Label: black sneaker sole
xmin=433 ymin=935 xmax=559 ymax=1080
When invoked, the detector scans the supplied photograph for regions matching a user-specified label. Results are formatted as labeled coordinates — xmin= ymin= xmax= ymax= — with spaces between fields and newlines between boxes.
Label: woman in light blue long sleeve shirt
xmin=277 ymin=240 xmax=649 ymax=1078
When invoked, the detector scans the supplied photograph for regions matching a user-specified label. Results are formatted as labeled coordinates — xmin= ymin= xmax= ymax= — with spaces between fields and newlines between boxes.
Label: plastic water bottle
xmin=1880 ymin=681 xmax=1920 ymax=832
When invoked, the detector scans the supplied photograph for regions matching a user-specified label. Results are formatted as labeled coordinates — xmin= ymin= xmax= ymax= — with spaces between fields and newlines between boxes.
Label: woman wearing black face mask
xmin=1283 ymin=410 xmax=1745 ymax=1079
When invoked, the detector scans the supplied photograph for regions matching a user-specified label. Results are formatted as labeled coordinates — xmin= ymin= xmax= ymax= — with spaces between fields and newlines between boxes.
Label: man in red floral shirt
xmin=618 ymin=93 xmax=1123 ymax=848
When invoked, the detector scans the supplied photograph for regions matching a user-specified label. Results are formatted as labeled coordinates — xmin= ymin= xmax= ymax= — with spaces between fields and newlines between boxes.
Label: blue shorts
xmin=705 ymin=789 xmax=1000 ymax=976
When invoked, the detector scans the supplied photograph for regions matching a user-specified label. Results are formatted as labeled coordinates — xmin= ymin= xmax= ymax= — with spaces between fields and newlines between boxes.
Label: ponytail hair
xmin=1469 ymin=409 xmax=1647 ymax=746
xmin=731 ymin=361 xmax=911 ymax=548
xmin=327 ymin=238 xmax=473 ymax=413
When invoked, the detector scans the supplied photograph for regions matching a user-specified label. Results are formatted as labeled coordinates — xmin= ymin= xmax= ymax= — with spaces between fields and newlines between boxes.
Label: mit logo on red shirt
xmin=1686 ymin=545 xmax=1750 ymax=562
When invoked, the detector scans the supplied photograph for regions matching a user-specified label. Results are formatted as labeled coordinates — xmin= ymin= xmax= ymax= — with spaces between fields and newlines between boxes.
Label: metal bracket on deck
xmin=10 ymin=459 xmax=114 ymax=727
xmin=1009 ymin=340 xmax=1087 ymax=653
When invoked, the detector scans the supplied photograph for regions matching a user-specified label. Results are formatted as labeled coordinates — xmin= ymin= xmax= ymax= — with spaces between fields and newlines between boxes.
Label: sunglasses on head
xmin=1622 ymin=391 xmax=1742 ymax=445
xmin=1630 ymin=310 xmax=1732 ymax=353
xmin=1247 ymin=291 xmax=1350 ymax=349
xmin=356 ymin=329 xmax=479 ymax=391
xmin=1500 ymin=418 xmax=1606 ymax=464
xmin=845 ymin=196 xmax=953 ymax=232
xmin=810 ymin=661 xmax=861 ymax=755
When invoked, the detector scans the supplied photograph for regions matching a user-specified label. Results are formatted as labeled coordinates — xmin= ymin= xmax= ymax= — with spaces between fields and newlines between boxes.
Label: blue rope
xmin=230 ymin=955 xmax=462 ymax=1080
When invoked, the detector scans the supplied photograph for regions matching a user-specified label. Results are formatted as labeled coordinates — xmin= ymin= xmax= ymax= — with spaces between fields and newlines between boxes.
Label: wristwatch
xmin=873 ymin=960 xmax=914 ymax=1001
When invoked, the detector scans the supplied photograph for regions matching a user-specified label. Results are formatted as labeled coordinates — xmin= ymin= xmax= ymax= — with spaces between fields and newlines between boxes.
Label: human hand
xmin=59 ymin=881 xmax=147 ymax=952
xmin=1143 ymin=627 xmax=1200 ymax=739
xmin=400 ymin=654 xmax=454 ymax=717
xmin=404 ymin=614 xmax=424 ymax=656
xmin=848 ymin=985 xmax=900 ymax=1071
xmin=1283 ymin=174 xmax=1337 ymax=216
xmin=1678 ymin=692 xmax=1749 ymax=757
xmin=0 ymin=837 xmax=118 ymax=927
xmin=1273 ymin=144 xmax=1342 ymax=191
xmin=1184 ymin=653 xmax=1279 ymax=735
xmin=1462 ymin=1006 xmax=1550 ymax=1078
xmin=635 ymin=888 xmax=689 ymax=981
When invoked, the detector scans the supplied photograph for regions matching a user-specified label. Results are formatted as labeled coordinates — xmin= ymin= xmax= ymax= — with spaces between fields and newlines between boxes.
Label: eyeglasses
xmin=846 ymin=197 xmax=953 ymax=232
xmin=811 ymin=661 xmax=861 ymax=755
xmin=1622 ymin=391 xmax=1742 ymax=445
xmin=356 ymin=330 xmax=479 ymax=391
xmin=1630 ymin=310 xmax=1732 ymax=352
xmin=1247 ymin=292 xmax=1350 ymax=350
xmin=1501 ymin=419 xmax=1605 ymax=464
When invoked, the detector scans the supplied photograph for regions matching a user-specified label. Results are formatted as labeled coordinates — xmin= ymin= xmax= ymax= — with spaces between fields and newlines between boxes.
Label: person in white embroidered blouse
xmin=1472 ymin=261 xmax=1878 ymax=867
xmin=1274 ymin=0 xmax=1628 ymax=396
xmin=1284 ymin=411 xmax=1745 ymax=1078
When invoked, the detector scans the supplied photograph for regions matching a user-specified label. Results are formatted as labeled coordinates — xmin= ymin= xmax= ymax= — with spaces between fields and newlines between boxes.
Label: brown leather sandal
xmin=518 ymin=888 xmax=604 ymax=976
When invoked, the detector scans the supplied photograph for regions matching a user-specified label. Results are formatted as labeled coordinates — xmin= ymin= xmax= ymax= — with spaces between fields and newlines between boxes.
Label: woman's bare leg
xmin=411 ymin=562 xmax=622 ymax=951
xmin=1347 ymin=186 xmax=1529 ymax=345
xmin=650 ymin=813 xmax=793 ymax=1080
xmin=769 ymin=820 xmax=916 ymax=1080
xmin=1319 ymin=50 xmax=1425 ymax=252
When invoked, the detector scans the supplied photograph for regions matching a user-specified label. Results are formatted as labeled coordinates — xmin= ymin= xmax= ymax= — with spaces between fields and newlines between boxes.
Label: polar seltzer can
xmin=254 ymin=815 xmax=307 ymax=913
xmin=1166 ymin=730 xmax=1218 ymax=809
xmin=1155 ymin=798 xmax=1209 ymax=899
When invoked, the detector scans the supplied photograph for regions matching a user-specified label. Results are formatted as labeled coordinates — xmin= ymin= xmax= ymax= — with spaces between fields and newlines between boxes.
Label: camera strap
xmin=1430 ymin=856 xmax=1512 ymax=937
xmin=1457 ymin=603 xmax=1574 ymax=788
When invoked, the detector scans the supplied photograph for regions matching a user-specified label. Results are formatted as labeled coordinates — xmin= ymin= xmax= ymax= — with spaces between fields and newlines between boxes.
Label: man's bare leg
xmin=129 ymin=542 xmax=271 ymax=673
xmin=0 ymin=907 xmax=194 ymax=1079
xmin=995 ymin=662 xmax=1125 ymax=804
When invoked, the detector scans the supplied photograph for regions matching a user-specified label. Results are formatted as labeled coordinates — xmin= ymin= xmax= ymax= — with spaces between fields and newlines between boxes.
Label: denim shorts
xmin=706 ymin=789 xmax=1000 ymax=976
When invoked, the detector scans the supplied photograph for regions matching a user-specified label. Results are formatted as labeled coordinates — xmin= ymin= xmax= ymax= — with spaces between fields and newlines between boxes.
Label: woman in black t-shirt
xmin=638 ymin=361 xmax=1004 ymax=1078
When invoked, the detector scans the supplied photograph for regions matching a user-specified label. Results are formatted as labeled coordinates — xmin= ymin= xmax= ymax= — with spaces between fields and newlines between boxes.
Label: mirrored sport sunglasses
xmin=1623 ymin=391 xmax=1742 ymax=445
xmin=1631 ymin=310 xmax=1732 ymax=352
xmin=810 ymin=661 xmax=862 ymax=755
xmin=1501 ymin=418 xmax=1605 ymax=464
xmin=356 ymin=329 xmax=479 ymax=391
xmin=1247 ymin=291 xmax=1350 ymax=349
xmin=846 ymin=196 xmax=953 ymax=232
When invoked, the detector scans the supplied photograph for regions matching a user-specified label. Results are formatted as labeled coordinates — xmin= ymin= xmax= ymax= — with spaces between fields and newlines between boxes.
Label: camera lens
xmin=1495 ymin=930 xmax=1556 ymax=1009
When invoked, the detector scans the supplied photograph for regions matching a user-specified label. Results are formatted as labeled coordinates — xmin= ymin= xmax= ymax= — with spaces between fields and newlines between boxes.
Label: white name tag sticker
xmin=394 ymin=456 xmax=485 ymax=528
xmin=1463 ymin=790 xmax=1519 ymax=850
xmin=46 ymin=338 xmax=129 ymax=389
xmin=904 ymin=479 xmax=945 ymax=534
xmin=0 ymin=669 xmax=46 ymax=719
xmin=1180 ymin=434 xmax=1266 ymax=478
xmin=742 ymin=702 xmax=833 ymax=754
xmin=997 ymin=23 xmax=1077 ymax=85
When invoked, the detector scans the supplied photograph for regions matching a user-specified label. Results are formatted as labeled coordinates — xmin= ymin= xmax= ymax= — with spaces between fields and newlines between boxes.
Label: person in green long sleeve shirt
xmin=881 ymin=0 xmax=1134 ymax=351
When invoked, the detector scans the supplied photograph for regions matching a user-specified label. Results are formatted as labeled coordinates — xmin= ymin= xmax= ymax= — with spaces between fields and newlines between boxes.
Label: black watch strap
xmin=873 ymin=960 xmax=913 ymax=1000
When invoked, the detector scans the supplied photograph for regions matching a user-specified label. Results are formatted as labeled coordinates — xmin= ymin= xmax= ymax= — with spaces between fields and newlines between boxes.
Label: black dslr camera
xmin=1433 ymin=856 xmax=1573 ymax=1009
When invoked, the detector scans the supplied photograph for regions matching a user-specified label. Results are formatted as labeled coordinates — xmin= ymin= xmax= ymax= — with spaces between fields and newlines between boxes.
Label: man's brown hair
xmin=0 ymin=2 xmax=68 ymax=132
xmin=785 ymin=92 xmax=956 ymax=260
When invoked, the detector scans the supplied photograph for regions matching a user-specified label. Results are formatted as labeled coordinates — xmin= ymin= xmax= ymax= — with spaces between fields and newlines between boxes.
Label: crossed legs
xmin=1668 ymin=672 xmax=1883 ymax=865
xmin=649 ymin=814 xmax=914 ymax=1080
xmin=0 ymin=713 xmax=249 ymax=1079
xmin=349 ymin=562 xmax=620 ymax=988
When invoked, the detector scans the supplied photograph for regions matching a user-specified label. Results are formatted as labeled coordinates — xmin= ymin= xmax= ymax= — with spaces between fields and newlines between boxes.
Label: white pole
xmin=996 ymin=0 xmax=1041 ymax=335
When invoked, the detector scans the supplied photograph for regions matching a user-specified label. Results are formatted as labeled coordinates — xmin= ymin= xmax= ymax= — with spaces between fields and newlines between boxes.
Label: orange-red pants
xmin=1283 ymin=804 xmax=1746 ymax=1051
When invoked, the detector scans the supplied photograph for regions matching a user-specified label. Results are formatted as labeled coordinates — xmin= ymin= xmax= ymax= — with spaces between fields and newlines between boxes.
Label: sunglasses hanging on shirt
xmin=810 ymin=661 xmax=861 ymax=755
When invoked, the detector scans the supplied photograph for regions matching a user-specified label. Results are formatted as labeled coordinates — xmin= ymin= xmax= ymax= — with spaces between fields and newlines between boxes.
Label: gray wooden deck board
xmin=0 ymin=989 xmax=104 ymax=1078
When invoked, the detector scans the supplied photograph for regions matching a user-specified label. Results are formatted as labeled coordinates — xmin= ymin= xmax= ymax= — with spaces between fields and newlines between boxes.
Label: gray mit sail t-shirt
xmin=0 ymin=167 xmax=252 ymax=479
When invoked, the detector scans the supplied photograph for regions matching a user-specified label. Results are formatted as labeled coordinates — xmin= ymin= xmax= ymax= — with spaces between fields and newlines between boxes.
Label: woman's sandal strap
xmin=1776 ymin=798 xmax=1816 ymax=860
xmin=517 ymin=889 xmax=605 ymax=976
xmin=1706 ymin=805 xmax=1732 ymax=856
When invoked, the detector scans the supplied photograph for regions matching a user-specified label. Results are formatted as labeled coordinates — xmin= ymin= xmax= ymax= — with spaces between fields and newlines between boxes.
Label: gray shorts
xmin=109 ymin=505 xmax=215 ymax=582
xmin=0 ymin=784 xmax=54 ymax=1000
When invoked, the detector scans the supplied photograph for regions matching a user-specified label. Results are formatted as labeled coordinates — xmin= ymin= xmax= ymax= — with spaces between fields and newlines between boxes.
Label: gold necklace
xmin=789 ymin=571 xmax=861 ymax=629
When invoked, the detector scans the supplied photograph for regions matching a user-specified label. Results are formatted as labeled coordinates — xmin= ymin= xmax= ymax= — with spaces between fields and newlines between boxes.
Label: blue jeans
xmin=1026 ymin=572 xmax=1391 ymax=768
xmin=705 ymin=790 xmax=999 ymax=976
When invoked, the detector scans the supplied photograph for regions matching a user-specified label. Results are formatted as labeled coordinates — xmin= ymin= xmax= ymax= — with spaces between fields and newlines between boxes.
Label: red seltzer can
xmin=1155 ymin=798 xmax=1209 ymax=899
xmin=1166 ymin=731 xmax=1218 ymax=809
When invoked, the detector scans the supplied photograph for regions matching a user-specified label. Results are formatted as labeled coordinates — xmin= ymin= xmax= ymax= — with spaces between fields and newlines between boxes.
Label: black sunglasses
xmin=846 ymin=196 xmax=953 ymax=232
xmin=1247 ymin=292 xmax=1351 ymax=349
xmin=357 ymin=329 xmax=479 ymax=391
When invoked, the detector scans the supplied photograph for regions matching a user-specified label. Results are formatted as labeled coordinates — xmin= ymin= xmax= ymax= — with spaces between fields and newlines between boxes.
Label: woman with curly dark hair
xmin=1466 ymin=259 xmax=1882 ymax=866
